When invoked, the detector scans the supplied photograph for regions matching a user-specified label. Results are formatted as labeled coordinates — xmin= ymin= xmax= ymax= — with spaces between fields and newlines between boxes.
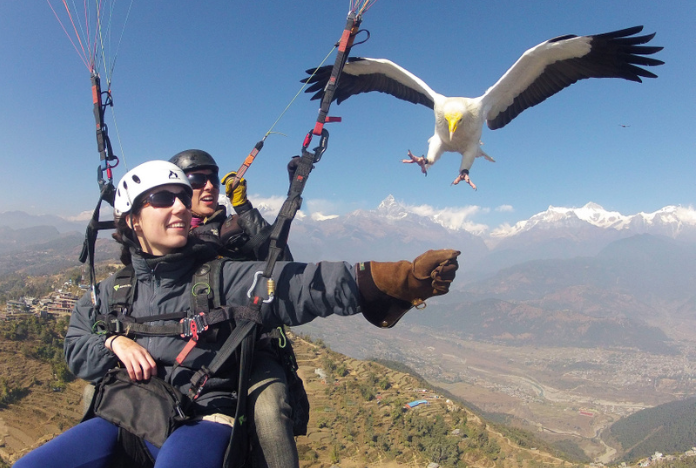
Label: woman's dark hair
xmin=111 ymin=202 xmax=143 ymax=266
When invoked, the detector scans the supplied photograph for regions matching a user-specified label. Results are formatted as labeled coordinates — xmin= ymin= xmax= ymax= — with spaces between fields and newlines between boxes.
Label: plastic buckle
xmin=110 ymin=318 xmax=123 ymax=334
xmin=174 ymin=404 xmax=186 ymax=419
xmin=189 ymin=370 xmax=210 ymax=401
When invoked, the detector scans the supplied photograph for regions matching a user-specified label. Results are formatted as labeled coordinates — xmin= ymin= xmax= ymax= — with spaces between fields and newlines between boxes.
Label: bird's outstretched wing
xmin=482 ymin=26 xmax=664 ymax=130
xmin=302 ymin=57 xmax=440 ymax=109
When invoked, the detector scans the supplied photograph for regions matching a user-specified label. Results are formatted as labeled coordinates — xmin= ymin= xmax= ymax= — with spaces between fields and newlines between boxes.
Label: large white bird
xmin=303 ymin=26 xmax=663 ymax=189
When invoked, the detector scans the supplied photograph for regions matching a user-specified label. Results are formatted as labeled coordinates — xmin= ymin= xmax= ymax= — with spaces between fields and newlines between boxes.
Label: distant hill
xmin=0 ymin=211 xmax=85 ymax=235
xmin=462 ymin=235 xmax=696 ymax=305
xmin=0 ymin=226 xmax=63 ymax=254
xmin=288 ymin=197 xmax=489 ymax=265
xmin=429 ymin=234 xmax=696 ymax=348
xmin=406 ymin=297 xmax=676 ymax=354
xmin=0 ymin=234 xmax=119 ymax=277
xmin=608 ymin=396 xmax=696 ymax=462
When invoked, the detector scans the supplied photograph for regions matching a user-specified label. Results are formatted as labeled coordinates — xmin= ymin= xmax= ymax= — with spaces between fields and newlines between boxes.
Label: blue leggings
xmin=13 ymin=417 xmax=232 ymax=468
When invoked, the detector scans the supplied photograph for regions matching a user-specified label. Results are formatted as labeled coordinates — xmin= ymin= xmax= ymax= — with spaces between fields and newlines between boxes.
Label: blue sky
xmin=1 ymin=1 xmax=693 ymax=232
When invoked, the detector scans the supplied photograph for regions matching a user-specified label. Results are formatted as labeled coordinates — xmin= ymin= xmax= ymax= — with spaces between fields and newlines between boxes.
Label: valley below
xmin=296 ymin=314 xmax=696 ymax=463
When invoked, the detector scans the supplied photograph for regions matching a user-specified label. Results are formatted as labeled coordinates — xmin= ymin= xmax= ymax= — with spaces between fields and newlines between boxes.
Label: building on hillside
xmin=42 ymin=292 xmax=78 ymax=318
xmin=404 ymin=399 xmax=429 ymax=409
xmin=5 ymin=299 xmax=32 ymax=319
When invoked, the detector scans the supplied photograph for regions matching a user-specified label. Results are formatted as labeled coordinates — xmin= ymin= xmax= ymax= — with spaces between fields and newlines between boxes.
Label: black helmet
xmin=169 ymin=149 xmax=218 ymax=174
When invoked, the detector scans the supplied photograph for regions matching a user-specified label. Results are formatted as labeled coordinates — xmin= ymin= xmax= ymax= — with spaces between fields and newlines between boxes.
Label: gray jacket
xmin=64 ymin=241 xmax=364 ymax=415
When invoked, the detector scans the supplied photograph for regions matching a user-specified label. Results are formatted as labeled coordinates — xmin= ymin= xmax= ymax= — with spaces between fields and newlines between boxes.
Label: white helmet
xmin=114 ymin=160 xmax=192 ymax=217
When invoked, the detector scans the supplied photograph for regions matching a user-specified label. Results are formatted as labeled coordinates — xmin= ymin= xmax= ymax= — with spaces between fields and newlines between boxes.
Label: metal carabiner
xmin=312 ymin=128 xmax=329 ymax=163
xmin=247 ymin=271 xmax=275 ymax=304
xmin=301 ymin=128 xmax=330 ymax=163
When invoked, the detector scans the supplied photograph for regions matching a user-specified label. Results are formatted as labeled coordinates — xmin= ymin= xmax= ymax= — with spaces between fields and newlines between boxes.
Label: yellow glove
xmin=221 ymin=171 xmax=247 ymax=207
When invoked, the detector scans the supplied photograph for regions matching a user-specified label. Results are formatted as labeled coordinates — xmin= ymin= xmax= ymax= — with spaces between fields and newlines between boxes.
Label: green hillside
xmin=609 ymin=397 xmax=696 ymax=462
xmin=0 ymin=317 xmax=571 ymax=468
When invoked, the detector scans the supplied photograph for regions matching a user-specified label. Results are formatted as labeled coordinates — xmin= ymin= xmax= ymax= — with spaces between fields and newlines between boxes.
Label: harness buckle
xmin=180 ymin=313 xmax=209 ymax=339
xmin=109 ymin=317 xmax=123 ymax=334
xmin=188 ymin=369 xmax=210 ymax=401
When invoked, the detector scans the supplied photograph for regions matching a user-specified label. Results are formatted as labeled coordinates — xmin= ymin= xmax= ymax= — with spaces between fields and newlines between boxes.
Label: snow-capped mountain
xmin=231 ymin=195 xmax=696 ymax=247
xmin=496 ymin=202 xmax=696 ymax=239
xmin=288 ymin=195 xmax=489 ymax=264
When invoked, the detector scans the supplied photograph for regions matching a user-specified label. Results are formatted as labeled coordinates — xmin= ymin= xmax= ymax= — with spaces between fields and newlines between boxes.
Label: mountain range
xmin=3 ymin=198 xmax=695 ymax=261
xmin=281 ymin=197 xmax=696 ymax=265
xmin=3 ymin=198 xmax=695 ymax=349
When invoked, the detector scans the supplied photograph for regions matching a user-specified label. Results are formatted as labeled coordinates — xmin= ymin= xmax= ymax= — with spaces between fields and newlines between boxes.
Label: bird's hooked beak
xmin=445 ymin=113 xmax=461 ymax=141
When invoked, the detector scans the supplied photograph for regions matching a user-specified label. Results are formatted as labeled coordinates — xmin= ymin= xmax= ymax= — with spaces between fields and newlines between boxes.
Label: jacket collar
xmin=129 ymin=239 xmax=219 ymax=281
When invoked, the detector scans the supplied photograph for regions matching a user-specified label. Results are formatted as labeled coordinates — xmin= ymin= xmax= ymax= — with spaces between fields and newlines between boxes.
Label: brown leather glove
xmin=356 ymin=249 xmax=460 ymax=328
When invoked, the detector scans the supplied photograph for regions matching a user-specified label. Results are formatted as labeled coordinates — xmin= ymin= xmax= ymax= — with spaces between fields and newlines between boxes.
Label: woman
xmin=14 ymin=160 xmax=459 ymax=468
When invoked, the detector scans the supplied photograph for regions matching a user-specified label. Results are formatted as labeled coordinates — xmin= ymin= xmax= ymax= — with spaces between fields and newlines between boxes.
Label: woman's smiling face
xmin=187 ymin=169 xmax=220 ymax=218
xmin=129 ymin=184 xmax=192 ymax=256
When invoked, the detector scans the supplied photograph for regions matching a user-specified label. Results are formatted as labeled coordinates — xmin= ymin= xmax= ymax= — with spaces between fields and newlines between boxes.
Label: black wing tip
xmin=597 ymin=25 xmax=645 ymax=38
xmin=592 ymin=25 xmax=664 ymax=79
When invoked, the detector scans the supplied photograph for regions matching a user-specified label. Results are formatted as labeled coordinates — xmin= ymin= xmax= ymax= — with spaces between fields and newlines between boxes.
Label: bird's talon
xmin=403 ymin=151 xmax=428 ymax=175
xmin=452 ymin=171 xmax=476 ymax=190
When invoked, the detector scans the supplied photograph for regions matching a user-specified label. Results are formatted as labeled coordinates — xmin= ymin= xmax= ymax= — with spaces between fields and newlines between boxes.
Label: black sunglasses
xmin=187 ymin=172 xmax=220 ymax=189
xmin=141 ymin=190 xmax=192 ymax=209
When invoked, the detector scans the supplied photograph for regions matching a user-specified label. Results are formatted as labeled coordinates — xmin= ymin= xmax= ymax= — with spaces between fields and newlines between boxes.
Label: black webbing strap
xmin=191 ymin=261 xmax=215 ymax=316
xmin=312 ymin=11 xmax=361 ymax=138
xmin=79 ymin=182 xmax=117 ymax=306
xmin=81 ymin=73 xmax=118 ymax=307
xmin=263 ymin=148 xmax=321 ymax=277
xmin=219 ymin=13 xmax=363 ymax=468
xmin=226 ymin=327 xmax=256 ymax=466
xmin=95 ymin=307 xmax=237 ymax=337
xmin=109 ymin=264 xmax=135 ymax=309
xmin=258 ymin=12 xmax=361 ymax=274
xmin=91 ymin=73 xmax=118 ymax=192
xmin=188 ymin=313 xmax=259 ymax=401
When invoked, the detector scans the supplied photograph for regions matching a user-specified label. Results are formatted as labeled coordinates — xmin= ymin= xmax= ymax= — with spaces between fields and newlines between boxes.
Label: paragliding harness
xmin=87 ymin=257 xmax=309 ymax=468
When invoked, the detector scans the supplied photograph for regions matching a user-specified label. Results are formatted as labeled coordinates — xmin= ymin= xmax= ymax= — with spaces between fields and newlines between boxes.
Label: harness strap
xmin=312 ymin=12 xmax=361 ymax=137
xmin=95 ymin=307 xmax=235 ymax=337
xmin=219 ymin=15 xmax=363 ymax=468
xmin=79 ymin=184 xmax=116 ymax=305
xmin=110 ymin=264 xmax=135 ymax=310
xmin=191 ymin=262 xmax=214 ymax=315
xmin=175 ymin=260 xmax=225 ymax=365
xmin=188 ymin=314 xmax=260 ymax=400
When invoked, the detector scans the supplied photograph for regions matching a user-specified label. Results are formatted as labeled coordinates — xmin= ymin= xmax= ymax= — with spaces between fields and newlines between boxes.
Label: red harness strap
xmin=175 ymin=313 xmax=209 ymax=365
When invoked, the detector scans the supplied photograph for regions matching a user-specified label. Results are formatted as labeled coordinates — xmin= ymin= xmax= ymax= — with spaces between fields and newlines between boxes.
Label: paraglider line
xmin=110 ymin=104 xmax=129 ymax=172
xmin=61 ymin=0 xmax=89 ymax=67
xmin=262 ymin=45 xmax=336 ymax=141
xmin=105 ymin=0 xmax=134 ymax=85
xmin=47 ymin=0 xmax=90 ymax=70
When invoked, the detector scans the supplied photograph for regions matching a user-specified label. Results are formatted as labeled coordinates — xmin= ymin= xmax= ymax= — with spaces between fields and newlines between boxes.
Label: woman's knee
xmin=14 ymin=418 xmax=118 ymax=468
xmin=155 ymin=420 xmax=232 ymax=468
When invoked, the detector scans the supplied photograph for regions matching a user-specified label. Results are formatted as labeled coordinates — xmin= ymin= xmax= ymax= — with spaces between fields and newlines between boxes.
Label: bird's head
xmin=444 ymin=108 xmax=463 ymax=141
